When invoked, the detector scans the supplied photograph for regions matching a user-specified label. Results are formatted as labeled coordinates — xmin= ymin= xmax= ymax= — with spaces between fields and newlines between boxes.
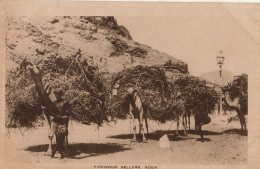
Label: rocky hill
xmin=199 ymin=70 xmax=235 ymax=85
xmin=6 ymin=16 xmax=188 ymax=79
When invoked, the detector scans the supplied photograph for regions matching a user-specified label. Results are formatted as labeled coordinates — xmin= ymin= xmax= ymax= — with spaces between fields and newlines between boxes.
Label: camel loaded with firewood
xmin=127 ymin=87 xmax=149 ymax=143
xmin=222 ymin=90 xmax=247 ymax=132
xmin=19 ymin=59 xmax=70 ymax=158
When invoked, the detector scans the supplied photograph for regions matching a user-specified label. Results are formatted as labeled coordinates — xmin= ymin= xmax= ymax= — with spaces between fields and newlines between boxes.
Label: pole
xmin=219 ymin=67 xmax=223 ymax=115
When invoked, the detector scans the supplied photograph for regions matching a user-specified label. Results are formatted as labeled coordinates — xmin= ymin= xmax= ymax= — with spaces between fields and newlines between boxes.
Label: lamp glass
xmin=217 ymin=56 xmax=224 ymax=65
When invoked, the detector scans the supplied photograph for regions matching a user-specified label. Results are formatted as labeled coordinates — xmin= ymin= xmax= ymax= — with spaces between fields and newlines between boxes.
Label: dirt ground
xmin=4 ymin=111 xmax=247 ymax=168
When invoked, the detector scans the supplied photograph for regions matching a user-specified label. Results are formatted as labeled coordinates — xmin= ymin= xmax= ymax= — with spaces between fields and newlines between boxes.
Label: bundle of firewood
xmin=109 ymin=65 xmax=177 ymax=123
xmin=6 ymin=51 xmax=113 ymax=129
xmin=173 ymin=76 xmax=219 ymax=115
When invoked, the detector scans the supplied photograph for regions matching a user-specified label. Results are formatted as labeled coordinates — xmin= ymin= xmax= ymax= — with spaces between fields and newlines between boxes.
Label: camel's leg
xmin=46 ymin=134 xmax=53 ymax=156
xmin=188 ymin=114 xmax=191 ymax=131
xmin=176 ymin=115 xmax=180 ymax=134
xmin=237 ymin=111 xmax=244 ymax=131
xmin=242 ymin=115 xmax=247 ymax=131
xmin=42 ymin=110 xmax=53 ymax=156
xmin=130 ymin=110 xmax=137 ymax=142
xmin=145 ymin=117 xmax=149 ymax=139
xmin=195 ymin=116 xmax=198 ymax=131
xmin=182 ymin=108 xmax=187 ymax=136
xmin=182 ymin=113 xmax=187 ymax=136
xmin=240 ymin=112 xmax=247 ymax=133
xmin=138 ymin=118 xmax=141 ymax=136
xmin=224 ymin=109 xmax=227 ymax=115
xmin=49 ymin=122 xmax=58 ymax=156
xmin=139 ymin=109 xmax=147 ymax=143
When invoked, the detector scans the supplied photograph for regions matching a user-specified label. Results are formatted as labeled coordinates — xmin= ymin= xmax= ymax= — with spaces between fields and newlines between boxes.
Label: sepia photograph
xmin=1 ymin=1 xmax=260 ymax=169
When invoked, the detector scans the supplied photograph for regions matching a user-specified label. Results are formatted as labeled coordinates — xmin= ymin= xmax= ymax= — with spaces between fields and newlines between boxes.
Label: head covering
xmin=114 ymin=82 xmax=120 ymax=89
xmin=127 ymin=87 xmax=134 ymax=94
xmin=54 ymin=88 xmax=63 ymax=94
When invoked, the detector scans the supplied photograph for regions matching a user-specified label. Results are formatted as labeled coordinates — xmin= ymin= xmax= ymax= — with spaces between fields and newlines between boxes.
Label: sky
xmin=116 ymin=3 xmax=260 ymax=76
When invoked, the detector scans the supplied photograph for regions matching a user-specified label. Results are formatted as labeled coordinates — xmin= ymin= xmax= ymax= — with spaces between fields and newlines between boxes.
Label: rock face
xmin=200 ymin=70 xmax=235 ymax=85
xmin=6 ymin=16 xmax=188 ymax=76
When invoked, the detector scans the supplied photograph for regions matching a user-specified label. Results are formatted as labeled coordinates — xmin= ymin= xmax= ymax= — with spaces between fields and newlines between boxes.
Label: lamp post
xmin=217 ymin=51 xmax=225 ymax=115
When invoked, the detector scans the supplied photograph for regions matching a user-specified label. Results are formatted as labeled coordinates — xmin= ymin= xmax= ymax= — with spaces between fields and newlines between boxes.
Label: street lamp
xmin=217 ymin=51 xmax=225 ymax=77
xmin=217 ymin=51 xmax=225 ymax=114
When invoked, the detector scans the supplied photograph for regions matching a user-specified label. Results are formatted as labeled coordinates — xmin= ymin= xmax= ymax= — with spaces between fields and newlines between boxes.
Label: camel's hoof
xmin=183 ymin=134 xmax=188 ymax=137
xmin=201 ymin=139 xmax=205 ymax=142
xmin=44 ymin=150 xmax=53 ymax=156
xmin=65 ymin=151 xmax=72 ymax=157
xmin=131 ymin=138 xmax=137 ymax=142
xmin=142 ymin=139 xmax=148 ymax=143
xmin=51 ymin=153 xmax=55 ymax=158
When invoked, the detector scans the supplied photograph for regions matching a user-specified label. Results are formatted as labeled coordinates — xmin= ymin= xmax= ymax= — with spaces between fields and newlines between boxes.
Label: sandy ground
xmin=4 ymin=111 xmax=247 ymax=168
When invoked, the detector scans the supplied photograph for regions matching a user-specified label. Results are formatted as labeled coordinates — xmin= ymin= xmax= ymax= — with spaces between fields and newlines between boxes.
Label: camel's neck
xmin=223 ymin=93 xmax=240 ymax=110
xmin=28 ymin=67 xmax=53 ymax=107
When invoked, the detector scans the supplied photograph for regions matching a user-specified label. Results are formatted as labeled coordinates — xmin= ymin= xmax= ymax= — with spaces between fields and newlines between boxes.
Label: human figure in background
xmin=194 ymin=112 xmax=211 ymax=142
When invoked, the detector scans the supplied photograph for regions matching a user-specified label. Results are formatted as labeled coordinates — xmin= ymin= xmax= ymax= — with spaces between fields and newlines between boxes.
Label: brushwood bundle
xmin=6 ymin=51 xmax=113 ymax=129
xmin=222 ymin=74 xmax=248 ymax=115
xmin=109 ymin=65 xmax=177 ymax=123
xmin=173 ymin=76 xmax=219 ymax=115
xmin=6 ymin=70 xmax=43 ymax=129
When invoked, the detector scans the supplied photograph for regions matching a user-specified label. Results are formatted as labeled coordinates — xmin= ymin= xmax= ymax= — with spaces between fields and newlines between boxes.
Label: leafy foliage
xmin=173 ymin=76 xmax=219 ymax=116
xmin=6 ymin=50 xmax=113 ymax=129
xmin=6 ymin=49 xmax=221 ymax=130
xmin=109 ymin=65 xmax=175 ymax=123
xmin=222 ymin=74 xmax=248 ymax=114
xmin=109 ymin=66 xmax=219 ymax=123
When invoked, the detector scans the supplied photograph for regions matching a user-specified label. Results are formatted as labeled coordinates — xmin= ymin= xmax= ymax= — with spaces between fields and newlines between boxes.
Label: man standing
xmin=51 ymin=88 xmax=70 ymax=158
xmin=42 ymin=87 xmax=70 ymax=159
xmin=195 ymin=113 xmax=211 ymax=142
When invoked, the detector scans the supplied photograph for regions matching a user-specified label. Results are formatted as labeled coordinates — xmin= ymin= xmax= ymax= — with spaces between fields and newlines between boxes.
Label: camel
xmin=174 ymin=91 xmax=188 ymax=136
xmin=176 ymin=103 xmax=188 ymax=136
xmin=187 ymin=110 xmax=191 ymax=131
xmin=19 ymin=59 xmax=70 ymax=157
xmin=222 ymin=90 xmax=247 ymax=133
xmin=127 ymin=87 xmax=149 ymax=143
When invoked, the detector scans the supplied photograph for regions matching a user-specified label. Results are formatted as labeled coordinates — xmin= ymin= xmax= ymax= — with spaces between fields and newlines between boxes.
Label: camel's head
xmin=18 ymin=58 xmax=41 ymax=76
xmin=53 ymin=88 xmax=64 ymax=101
xmin=113 ymin=81 xmax=120 ymax=89
xmin=127 ymin=87 xmax=135 ymax=94
xmin=19 ymin=59 xmax=34 ymax=72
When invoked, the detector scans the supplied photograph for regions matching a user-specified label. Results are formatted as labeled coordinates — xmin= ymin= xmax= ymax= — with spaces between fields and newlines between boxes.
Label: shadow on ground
xmin=187 ymin=130 xmax=222 ymax=136
xmin=108 ymin=129 xmax=224 ymax=141
xmin=107 ymin=131 xmax=181 ymax=141
xmin=222 ymin=128 xmax=248 ymax=136
xmin=24 ymin=143 xmax=131 ymax=159
xmin=196 ymin=138 xmax=211 ymax=142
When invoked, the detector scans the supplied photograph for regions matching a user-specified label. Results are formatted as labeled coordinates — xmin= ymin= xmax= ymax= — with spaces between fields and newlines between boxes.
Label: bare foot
xmin=44 ymin=149 xmax=53 ymax=156
xmin=59 ymin=154 xmax=64 ymax=159
xmin=64 ymin=148 xmax=71 ymax=157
